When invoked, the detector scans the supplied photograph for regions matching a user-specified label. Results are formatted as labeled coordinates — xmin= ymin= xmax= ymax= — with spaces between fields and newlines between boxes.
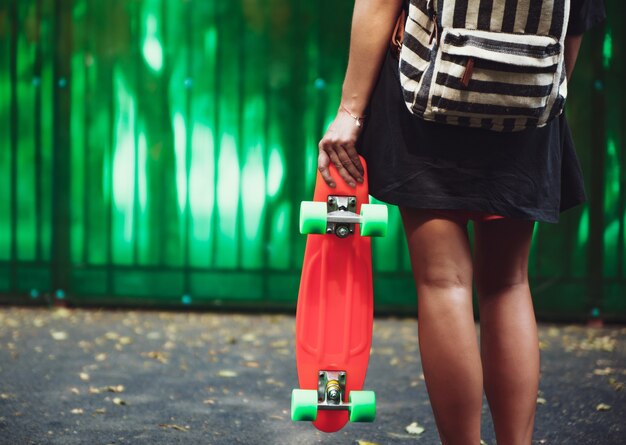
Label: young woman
xmin=317 ymin=1 xmax=606 ymax=444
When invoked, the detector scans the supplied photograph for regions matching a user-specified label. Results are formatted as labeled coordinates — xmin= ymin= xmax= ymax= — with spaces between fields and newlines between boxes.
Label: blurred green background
xmin=0 ymin=0 xmax=624 ymax=320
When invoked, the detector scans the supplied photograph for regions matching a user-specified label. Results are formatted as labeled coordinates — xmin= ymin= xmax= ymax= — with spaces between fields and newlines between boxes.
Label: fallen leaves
xmin=89 ymin=385 xmax=125 ymax=394
xmin=242 ymin=361 xmax=260 ymax=368
xmin=143 ymin=351 xmax=169 ymax=364
xmin=159 ymin=423 xmax=189 ymax=432
xmin=563 ymin=334 xmax=616 ymax=353
xmin=406 ymin=421 xmax=425 ymax=435
xmin=596 ymin=403 xmax=611 ymax=411
xmin=2 ymin=308 xmax=625 ymax=445
xmin=593 ymin=367 xmax=614 ymax=376
xmin=50 ymin=331 xmax=68 ymax=341
xmin=590 ymin=365 xmax=625 ymax=392
xmin=265 ymin=378 xmax=285 ymax=388
xmin=608 ymin=378 xmax=624 ymax=392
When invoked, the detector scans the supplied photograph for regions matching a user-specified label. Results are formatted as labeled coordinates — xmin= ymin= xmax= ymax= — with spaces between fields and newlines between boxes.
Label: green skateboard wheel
xmin=291 ymin=389 xmax=318 ymax=421
xmin=360 ymin=204 xmax=388 ymax=237
xmin=299 ymin=201 xmax=328 ymax=235
xmin=349 ymin=390 xmax=376 ymax=422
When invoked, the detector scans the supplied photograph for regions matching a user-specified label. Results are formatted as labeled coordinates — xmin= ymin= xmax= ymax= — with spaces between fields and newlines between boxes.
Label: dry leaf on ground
xmin=143 ymin=351 xmax=169 ymax=364
xmin=608 ymin=378 xmax=624 ymax=391
xmin=50 ymin=331 xmax=68 ymax=341
xmin=159 ymin=423 xmax=189 ymax=432
xmin=406 ymin=421 xmax=425 ymax=435
xmin=596 ymin=403 xmax=611 ymax=411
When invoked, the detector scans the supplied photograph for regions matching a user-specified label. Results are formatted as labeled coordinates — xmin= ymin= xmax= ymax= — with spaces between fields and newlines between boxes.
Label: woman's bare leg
xmin=473 ymin=219 xmax=539 ymax=445
xmin=401 ymin=208 xmax=483 ymax=445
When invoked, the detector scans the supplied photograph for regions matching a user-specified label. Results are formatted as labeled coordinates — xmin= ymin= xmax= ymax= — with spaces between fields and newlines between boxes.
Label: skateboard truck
xmin=291 ymin=370 xmax=376 ymax=422
xmin=299 ymin=195 xmax=387 ymax=238
xmin=326 ymin=196 xmax=359 ymax=238
xmin=317 ymin=371 xmax=347 ymax=410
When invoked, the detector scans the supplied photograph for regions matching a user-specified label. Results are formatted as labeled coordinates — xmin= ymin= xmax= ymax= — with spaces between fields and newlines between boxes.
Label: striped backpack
xmin=399 ymin=0 xmax=571 ymax=132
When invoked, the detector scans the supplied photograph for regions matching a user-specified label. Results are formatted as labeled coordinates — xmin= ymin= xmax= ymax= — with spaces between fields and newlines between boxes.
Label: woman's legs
xmin=400 ymin=208 xmax=483 ymax=445
xmin=473 ymin=219 xmax=539 ymax=445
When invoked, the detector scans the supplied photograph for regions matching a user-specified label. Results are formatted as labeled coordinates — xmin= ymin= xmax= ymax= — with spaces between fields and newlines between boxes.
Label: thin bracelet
xmin=340 ymin=104 xmax=366 ymax=128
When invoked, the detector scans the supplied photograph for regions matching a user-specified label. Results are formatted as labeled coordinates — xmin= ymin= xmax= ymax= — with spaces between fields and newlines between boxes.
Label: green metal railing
xmin=0 ymin=0 xmax=624 ymax=320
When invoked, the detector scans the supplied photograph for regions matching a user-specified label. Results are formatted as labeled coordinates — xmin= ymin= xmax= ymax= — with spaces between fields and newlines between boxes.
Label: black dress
xmin=357 ymin=0 xmax=606 ymax=223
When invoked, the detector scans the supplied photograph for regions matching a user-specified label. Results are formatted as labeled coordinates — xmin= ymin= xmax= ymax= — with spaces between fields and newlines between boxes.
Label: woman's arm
xmin=564 ymin=34 xmax=583 ymax=82
xmin=318 ymin=0 xmax=403 ymax=188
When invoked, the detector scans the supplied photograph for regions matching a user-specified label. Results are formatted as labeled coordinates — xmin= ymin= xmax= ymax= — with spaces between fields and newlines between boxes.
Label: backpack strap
xmin=391 ymin=1 xmax=409 ymax=57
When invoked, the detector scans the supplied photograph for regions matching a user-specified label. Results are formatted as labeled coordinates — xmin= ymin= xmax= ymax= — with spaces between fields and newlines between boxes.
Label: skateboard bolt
xmin=335 ymin=225 xmax=350 ymax=238
xmin=349 ymin=198 xmax=356 ymax=207
xmin=328 ymin=389 xmax=340 ymax=402
xmin=326 ymin=380 xmax=342 ymax=404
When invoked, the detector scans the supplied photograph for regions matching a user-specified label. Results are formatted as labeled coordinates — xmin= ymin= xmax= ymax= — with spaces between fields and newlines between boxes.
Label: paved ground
xmin=0 ymin=307 xmax=624 ymax=445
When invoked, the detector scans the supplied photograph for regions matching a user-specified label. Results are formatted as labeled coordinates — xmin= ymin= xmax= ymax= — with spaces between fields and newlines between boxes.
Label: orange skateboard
xmin=291 ymin=156 xmax=387 ymax=432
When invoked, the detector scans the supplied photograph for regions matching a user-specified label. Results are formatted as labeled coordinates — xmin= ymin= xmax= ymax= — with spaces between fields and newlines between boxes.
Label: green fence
xmin=1 ymin=0 xmax=624 ymax=320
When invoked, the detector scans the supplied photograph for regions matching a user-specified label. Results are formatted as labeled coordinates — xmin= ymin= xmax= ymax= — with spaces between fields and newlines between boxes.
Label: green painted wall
xmin=0 ymin=0 xmax=624 ymax=320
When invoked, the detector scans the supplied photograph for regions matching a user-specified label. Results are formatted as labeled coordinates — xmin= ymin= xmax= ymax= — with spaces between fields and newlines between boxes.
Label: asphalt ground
xmin=0 ymin=307 xmax=624 ymax=445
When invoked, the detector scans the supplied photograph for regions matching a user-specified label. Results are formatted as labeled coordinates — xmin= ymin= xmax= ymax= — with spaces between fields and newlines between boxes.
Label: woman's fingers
xmin=329 ymin=147 xmax=364 ymax=188
xmin=317 ymin=149 xmax=336 ymax=188
xmin=336 ymin=144 xmax=364 ymax=183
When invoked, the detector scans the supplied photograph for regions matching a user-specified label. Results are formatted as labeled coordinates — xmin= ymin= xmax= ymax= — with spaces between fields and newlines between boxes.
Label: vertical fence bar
xmin=81 ymin=0 xmax=91 ymax=265
xmin=183 ymin=0 xmax=193 ymax=296
xmin=132 ymin=0 xmax=141 ymax=267
xmin=288 ymin=0 xmax=305 ymax=271
xmin=9 ymin=0 xmax=18 ymax=292
xmin=51 ymin=0 xmax=73 ymax=297
xmin=236 ymin=0 xmax=244 ymax=270
xmin=209 ymin=0 xmax=220 ymax=270
xmin=588 ymin=25 xmax=607 ymax=319
xmin=261 ymin=3 xmax=271 ymax=300
xmin=618 ymin=18 xmax=625 ymax=283
xmin=106 ymin=61 xmax=115 ymax=295
xmin=34 ymin=0 xmax=44 ymax=262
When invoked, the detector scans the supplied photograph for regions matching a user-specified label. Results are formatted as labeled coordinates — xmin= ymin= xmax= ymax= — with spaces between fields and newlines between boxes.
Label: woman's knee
xmin=473 ymin=219 xmax=534 ymax=298
xmin=417 ymin=260 xmax=473 ymax=290
xmin=400 ymin=209 xmax=474 ymax=290
xmin=474 ymin=273 xmax=530 ymax=300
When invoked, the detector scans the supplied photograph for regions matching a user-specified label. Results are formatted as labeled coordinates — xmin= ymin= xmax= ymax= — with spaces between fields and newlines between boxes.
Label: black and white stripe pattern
xmin=399 ymin=0 xmax=571 ymax=131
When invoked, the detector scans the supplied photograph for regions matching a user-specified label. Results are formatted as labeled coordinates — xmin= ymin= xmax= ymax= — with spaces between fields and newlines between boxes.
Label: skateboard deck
xmin=292 ymin=156 xmax=386 ymax=433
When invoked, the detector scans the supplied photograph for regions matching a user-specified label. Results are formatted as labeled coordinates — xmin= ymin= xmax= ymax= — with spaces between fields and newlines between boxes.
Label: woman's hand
xmin=318 ymin=108 xmax=365 ymax=188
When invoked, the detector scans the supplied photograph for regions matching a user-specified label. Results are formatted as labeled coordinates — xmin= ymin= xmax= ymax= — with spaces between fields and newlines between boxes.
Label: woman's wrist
xmin=338 ymin=103 xmax=367 ymax=128
xmin=339 ymin=93 xmax=368 ymax=116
